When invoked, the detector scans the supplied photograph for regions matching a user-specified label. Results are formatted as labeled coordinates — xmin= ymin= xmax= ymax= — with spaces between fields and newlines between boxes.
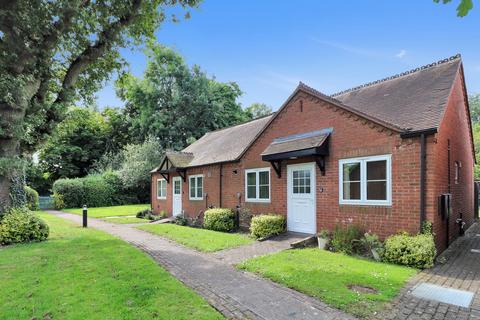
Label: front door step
xmin=290 ymin=235 xmax=317 ymax=248
xmin=410 ymin=283 xmax=474 ymax=308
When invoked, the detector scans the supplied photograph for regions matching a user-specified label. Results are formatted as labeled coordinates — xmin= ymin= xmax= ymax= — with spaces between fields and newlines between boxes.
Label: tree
xmin=245 ymin=103 xmax=272 ymax=119
xmin=117 ymin=138 xmax=164 ymax=202
xmin=0 ymin=0 xmax=199 ymax=210
xmin=469 ymin=94 xmax=480 ymax=125
xmin=434 ymin=0 xmax=474 ymax=17
xmin=117 ymin=44 xmax=249 ymax=150
xmin=39 ymin=108 xmax=109 ymax=181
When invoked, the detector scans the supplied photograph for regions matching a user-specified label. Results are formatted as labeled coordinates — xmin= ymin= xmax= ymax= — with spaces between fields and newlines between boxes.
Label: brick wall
xmin=430 ymin=71 xmax=475 ymax=251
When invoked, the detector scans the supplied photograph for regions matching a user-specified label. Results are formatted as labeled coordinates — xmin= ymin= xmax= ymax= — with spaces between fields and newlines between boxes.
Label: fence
xmin=39 ymin=196 xmax=54 ymax=210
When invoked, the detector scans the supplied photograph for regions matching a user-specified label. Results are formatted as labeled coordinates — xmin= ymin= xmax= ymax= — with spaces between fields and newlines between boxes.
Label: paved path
xmin=379 ymin=223 xmax=480 ymax=320
xmin=48 ymin=211 xmax=354 ymax=320
xmin=213 ymin=232 xmax=309 ymax=265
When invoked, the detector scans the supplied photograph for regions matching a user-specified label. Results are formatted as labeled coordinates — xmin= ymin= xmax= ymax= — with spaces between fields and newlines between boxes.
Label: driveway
xmin=47 ymin=211 xmax=354 ymax=320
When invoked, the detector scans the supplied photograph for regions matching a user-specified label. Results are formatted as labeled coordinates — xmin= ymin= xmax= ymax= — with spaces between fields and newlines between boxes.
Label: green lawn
xmin=64 ymin=204 xmax=150 ymax=218
xmin=137 ymin=224 xmax=254 ymax=252
xmin=0 ymin=213 xmax=223 ymax=320
xmin=104 ymin=216 xmax=150 ymax=224
xmin=238 ymin=248 xmax=416 ymax=318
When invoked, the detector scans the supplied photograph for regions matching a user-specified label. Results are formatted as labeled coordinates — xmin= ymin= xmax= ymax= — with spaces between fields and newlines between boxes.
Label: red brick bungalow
xmin=151 ymin=55 xmax=475 ymax=252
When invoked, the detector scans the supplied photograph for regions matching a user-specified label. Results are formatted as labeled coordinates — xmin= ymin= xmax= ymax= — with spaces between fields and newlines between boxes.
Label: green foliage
xmin=24 ymin=186 xmax=39 ymax=211
xmin=117 ymin=44 xmax=250 ymax=150
xmin=433 ymin=0 xmax=473 ymax=17
xmin=245 ymin=103 xmax=272 ymax=119
xmin=25 ymin=161 xmax=52 ymax=196
xmin=421 ymin=220 xmax=433 ymax=235
xmin=175 ymin=216 xmax=188 ymax=226
xmin=117 ymin=138 xmax=164 ymax=202
xmin=136 ymin=209 xmax=161 ymax=221
xmin=383 ymin=232 xmax=437 ymax=269
xmin=203 ymin=208 xmax=235 ymax=232
xmin=317 ymin=229 xmax=330 ymax=239
xmin=53 ymin=193 xmax=65 ymax=210
xmin=358 ymin=232 xmax=384 ymax=259
xmin=52 ymin=171 xmax=138 ymax=208
xmin=39 ymin=108 xmax=110 ymax=181
xmin=159 ymin=210 xmax=168 ymax=219
xmin=331 ymin=224 xmax=363 ymax=254
xmin=0 ymin=208 xmax=49 ymax=245
xmin=250 ymin=214 xmax=286 ymax=239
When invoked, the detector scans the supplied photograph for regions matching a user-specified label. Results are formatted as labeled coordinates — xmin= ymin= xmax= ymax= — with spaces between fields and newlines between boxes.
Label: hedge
xmin=24 ymin=186 xmax=39 ymax=211
xmin=383 ymin=232 xmax=436 ymax=269
xmin=52 ymin=171 xmax=140 ymax=209
xmin=250 ymin=214 xmax=286 ymax=239
xmin=203 ymin=208 xmax=235 ymax=232
xmin=0 ymin=208 xmax=49 ymax=245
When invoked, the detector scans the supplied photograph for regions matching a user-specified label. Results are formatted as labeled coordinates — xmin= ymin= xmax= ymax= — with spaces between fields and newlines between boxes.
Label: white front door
xmin=287 ymin=163 xmax=316 ymax=234
xmin=172 ymin=177 xmax=182 ymax=216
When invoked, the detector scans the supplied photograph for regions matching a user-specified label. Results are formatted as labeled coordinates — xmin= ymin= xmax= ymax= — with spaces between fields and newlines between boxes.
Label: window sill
xmin=339 ymin=201 xmax=391 ymax=207
xmin=157 ymin=197 xmax=167 ymax=200
xmin=246 ymin=199 xmax=271 ymax=204
xmin=189 ymin=198 xmax=204 ymax=201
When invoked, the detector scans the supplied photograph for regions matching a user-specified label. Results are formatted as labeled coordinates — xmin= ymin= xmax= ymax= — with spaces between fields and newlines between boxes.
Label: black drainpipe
xmin=401 ymin=128 xmax=437 ymax=233
xmin=447 ymin=139 xmax=451 ymax=247
xmin=219 ymin=163 xmax=223 ymax=208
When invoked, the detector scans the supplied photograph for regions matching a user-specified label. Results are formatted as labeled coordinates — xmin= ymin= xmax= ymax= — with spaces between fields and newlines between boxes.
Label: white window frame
xmin=157 ymin=178 xmax=167 ymax=199
xmin=245 ymin=167 xmax=271 ymax=203
xmin=188 ymin=174 xmax=204 ymax=200
xmin=339 ymin=154 xmax=392 ymax=206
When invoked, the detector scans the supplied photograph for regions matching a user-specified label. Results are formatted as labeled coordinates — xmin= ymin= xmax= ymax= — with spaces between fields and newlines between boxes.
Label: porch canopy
xmin=261 ymin=128 xmax=332 ymax=177
xmin=150 ymin=151 xmax=194 ymax=183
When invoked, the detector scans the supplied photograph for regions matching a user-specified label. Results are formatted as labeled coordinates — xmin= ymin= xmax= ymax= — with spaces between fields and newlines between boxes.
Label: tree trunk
xmin=0 ymin=80 xmax=39 ymax=211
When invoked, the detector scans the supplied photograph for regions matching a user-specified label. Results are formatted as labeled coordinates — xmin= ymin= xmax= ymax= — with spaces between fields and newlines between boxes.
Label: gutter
xmin=400 ymin=128 xmax=438 ymax=232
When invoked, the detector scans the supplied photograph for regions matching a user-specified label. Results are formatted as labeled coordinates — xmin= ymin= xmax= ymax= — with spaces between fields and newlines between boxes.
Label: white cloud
xmin=395 ymin=49 xmax=407 ymax=59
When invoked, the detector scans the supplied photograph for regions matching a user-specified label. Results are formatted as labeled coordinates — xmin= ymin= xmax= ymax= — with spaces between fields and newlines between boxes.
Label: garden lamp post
xmin=82 ymin=205 xmax=87 ymax=228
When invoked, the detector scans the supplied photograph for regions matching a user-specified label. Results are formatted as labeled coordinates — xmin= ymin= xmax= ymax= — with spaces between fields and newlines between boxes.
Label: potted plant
xmin=360 ymin=232 xmax=383 ymax=261
xmin=317 ymin=229 xmax=330 ymax=250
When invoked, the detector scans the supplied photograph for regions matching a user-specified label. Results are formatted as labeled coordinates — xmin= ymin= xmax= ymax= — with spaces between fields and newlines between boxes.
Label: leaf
xmin=457 ymin=0 xmax=473 ymax=16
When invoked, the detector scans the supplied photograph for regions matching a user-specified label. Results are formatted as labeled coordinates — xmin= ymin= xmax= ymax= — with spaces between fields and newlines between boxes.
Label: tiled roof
xmin=181 ymin=115 xmax=274 ymax=167
xmin=331 ymin=55 xmax=462 ymax=132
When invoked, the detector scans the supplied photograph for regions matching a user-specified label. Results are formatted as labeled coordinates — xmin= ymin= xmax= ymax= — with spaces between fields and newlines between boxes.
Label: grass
xmin=137 ymin=223 xmax=254 ymax=252
xmin=64 ymin=204 xmax=150 ymax=218
xmin=103 ymin=216 xmax=150 ymax=224
xmin=238 ymin=248 xmax=417 ymax=318
xmin=0 ymin=213 xmax=223 ymax=320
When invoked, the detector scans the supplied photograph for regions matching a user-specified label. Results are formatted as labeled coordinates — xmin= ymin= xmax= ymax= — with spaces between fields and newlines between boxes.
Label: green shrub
xmin=203 ymin=208 xmax=235 ymax=232
xmin=53 ymin=192 xmax=65 ymax=210
xmin=136 ymin=209 xmax=152 ymax=218
xmin=0 ymin=208 xmax=49 ymax=245
xmin=331 ymin=224 xmax=362 ymax=254
xmin=52 ymin=171 xmax=140 ymax=208
xmin=24 ymin=186 xmax=39 ymax=211
xmin=159 ymin=210 xmax=168 ymax=219
xmin=175 ymin=216 xmax=188 ymax=226
xmin=383 ymin=232 xmax=436 ymax=269
xmin=250 ymin=214 xmax=286 ymax=239
xmin=53 ymin=178 xmax=84 ymax=208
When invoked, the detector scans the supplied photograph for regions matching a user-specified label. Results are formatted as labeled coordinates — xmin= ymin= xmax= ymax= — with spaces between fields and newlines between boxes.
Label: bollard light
xmin=82 ymin=205 xmax=88 ymax=228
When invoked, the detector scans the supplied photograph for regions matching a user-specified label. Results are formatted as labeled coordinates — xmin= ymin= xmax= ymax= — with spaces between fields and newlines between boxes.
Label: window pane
xmin=367 ymin=181 xmax=386 ymax=200
xmin=259 ymin=185 xmax=269 ymax=199
xmin=196 ymin=177 xmax=203 ymax=198
xmin=247 ymin=186 xmax=256 ymax=199
xmin=259 ymin=171 xmax=269 ymax=185
xmin=157 ymin=181 xmax=161 ymax=197
xmin=367 ymin=160 xmax=386 ymax=180
xmin=343 ymin=162 xmax=360 ymax=181
xmin=343 ymin=182 xmax=361 ymax=200
xmin=247 ymin=172 xmax=256 ymax=186
xmin=189 ymin=178 xmax=195 ymax=197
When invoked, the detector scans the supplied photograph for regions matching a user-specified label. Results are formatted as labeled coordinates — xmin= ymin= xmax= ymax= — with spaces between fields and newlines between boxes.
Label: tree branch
xmin=53 ymin=0 xmax=143 ymax=106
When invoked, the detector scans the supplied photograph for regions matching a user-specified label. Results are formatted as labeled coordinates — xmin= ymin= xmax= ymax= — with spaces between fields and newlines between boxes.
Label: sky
xmin=96 ymin=0 xmax=480 ymax=111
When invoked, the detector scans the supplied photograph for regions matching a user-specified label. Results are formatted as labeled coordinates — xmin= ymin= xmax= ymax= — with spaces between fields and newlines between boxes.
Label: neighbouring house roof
xmin=261 ymin=129 xmax=331 ymax=161
xmin=331 ymin=55 xmax=461 ymax=132
xmin=180 ymin=115 xmax=274 ymax=167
